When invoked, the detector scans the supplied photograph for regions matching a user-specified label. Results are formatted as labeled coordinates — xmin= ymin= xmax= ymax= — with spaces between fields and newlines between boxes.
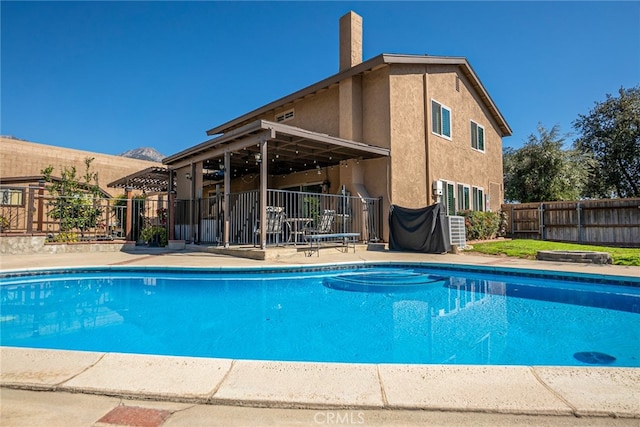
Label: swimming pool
xmin=1 ymin=263 xmax=638 ymax=367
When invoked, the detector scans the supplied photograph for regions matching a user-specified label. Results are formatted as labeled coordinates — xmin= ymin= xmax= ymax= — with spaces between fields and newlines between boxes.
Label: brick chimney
xmin=339 ymin=11 xmax=363 ymax=71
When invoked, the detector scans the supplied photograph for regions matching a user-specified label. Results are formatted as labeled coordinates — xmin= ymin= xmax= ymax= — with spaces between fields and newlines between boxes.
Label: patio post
xmin=168 ymin=170 xmax=176 ymax=241
xmin=26 ymin=185 xmax=35 ymax=234
xmin=36 ymin=180 xmax=45 ymax=232
xmin=259 ymin=139 xmax=268 ymax=249
xmin=223 ymin=151 xmax=230 ymax=248
xmin=125 ymin=187 xmax=133 ymax=241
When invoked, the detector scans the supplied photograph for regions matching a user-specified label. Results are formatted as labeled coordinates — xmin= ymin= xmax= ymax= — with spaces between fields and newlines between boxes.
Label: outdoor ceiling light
xmin=254 ymin=153 xmax=262 ymax=163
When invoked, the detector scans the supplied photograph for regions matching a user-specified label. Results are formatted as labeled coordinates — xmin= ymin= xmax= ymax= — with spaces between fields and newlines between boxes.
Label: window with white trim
xmin=431 ymin=100 xmax=451 ymax=139
xmin=457 ymin=184 xmax=470 ymax=211
xmin=472 ymin=186 xmax=484 ymax=211
xmin=275 ymin=109 xmax=294 ymax=123
xmin=471 ymin=121 xmax=485 ymax=151
xmin=440 ymin=180 xmax=456 ymax=215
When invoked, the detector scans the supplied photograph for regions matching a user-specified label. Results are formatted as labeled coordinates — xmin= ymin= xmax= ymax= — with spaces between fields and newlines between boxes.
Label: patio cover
xmin=162 ymin=120 xmax=390 ymax=173
xmin=163 ymin=120 xmax=390 ymax=249
xmin=107 ymin=166 xmax=172 ymax=193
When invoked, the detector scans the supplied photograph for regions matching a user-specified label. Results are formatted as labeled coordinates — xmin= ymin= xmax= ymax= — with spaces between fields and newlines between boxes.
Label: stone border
xmin=537 ymin=250 xmax=613 ymax=264
xmin=0 ymin=235 xmax=128 ymax=255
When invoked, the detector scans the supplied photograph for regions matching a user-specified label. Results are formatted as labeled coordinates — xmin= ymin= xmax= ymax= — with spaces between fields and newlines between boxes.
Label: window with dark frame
xmin=431 ymin=100 xmax=451 ymax=139
xmin=471 ymin=121 xmax=485 ymax=151
xmin=457 ymin=184 xmax=470 ymax=211
xmin=472 ymin=186 xmax=484 ymax=211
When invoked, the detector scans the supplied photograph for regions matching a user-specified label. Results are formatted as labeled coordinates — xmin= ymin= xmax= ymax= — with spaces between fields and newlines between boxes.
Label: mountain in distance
xmin=118 ymin=147 xmax=165 ymax=162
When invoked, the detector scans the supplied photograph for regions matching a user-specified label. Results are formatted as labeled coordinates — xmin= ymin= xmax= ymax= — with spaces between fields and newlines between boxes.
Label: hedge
xmin=458 ymin=210 xmax=507 ymax=241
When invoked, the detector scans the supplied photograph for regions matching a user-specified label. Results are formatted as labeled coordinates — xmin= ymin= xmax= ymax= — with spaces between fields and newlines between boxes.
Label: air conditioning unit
xmin=447 ymin=215 xmax=466 ymax=247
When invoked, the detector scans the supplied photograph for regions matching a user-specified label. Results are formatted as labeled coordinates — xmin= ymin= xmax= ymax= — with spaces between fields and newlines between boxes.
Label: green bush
xmin=140 ymin=225 xmax=168 ymax=247
xmin=48 ymin=232 xmax=79 ymax=243
xmin=459 ymin=210 xmax=503 ymax=241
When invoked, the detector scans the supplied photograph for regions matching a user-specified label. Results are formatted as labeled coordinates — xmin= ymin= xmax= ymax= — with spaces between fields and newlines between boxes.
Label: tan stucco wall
xmin=425 ymin=66 xmax=504 ymax=211
xmin=388 ymin=64 xmax=428 ymax=208
xmin=362 ymin=68 xmax=391 ymax=149
xmin=262 ymin=86 xmax=341 ymax=137
xmin=0 ymin=138 xmax=162 ymax=197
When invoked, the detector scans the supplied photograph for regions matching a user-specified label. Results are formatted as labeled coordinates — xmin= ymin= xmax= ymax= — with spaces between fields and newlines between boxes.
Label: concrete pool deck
xmin=1 ymin=247 xmax=639 ymax=426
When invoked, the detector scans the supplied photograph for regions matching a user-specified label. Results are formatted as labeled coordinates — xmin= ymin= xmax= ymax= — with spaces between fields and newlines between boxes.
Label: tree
xmin=573 ymin=86 xmax=640 ymax=198
xmin=503 ymin=124 xmax=593 ymax=203
xmin=41 ymin=157 xmax=104 ymax=238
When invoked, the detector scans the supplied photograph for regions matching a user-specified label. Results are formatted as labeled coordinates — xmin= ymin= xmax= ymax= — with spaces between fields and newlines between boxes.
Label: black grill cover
xmin=388 ymin=203 xmax=451 ymax=253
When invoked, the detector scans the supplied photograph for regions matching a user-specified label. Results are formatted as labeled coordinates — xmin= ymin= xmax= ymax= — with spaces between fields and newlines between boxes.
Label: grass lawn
xmin=467 ymin=239 xmax=640 ymax=266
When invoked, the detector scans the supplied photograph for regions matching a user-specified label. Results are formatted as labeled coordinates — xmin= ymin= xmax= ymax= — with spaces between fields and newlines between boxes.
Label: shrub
xmin=48 ymin=232 xmax=79 ymax=243
xmin=459 ymin=210 xmax=502 ymax=241
xmin=141 ymin=225 xmax=168 ymax=247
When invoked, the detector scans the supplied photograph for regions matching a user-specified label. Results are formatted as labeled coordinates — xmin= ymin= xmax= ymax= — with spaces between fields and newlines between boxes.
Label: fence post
xmin=539 ymin=203 xmax=545 ymax=241
xmin=26 ymin=187 xmax=35 ymax=233
xmin=36 ymin=180 xmax=45 ymax=232
xmin=125 ymin=187 xmax=133 ymax=241
xmin=169 ymin=190 xmax=176 ymax=241
xmin=577 ymin=202 xmax=582 ymax=244
xmin=509 ymin=204 xmax=514 ymax=237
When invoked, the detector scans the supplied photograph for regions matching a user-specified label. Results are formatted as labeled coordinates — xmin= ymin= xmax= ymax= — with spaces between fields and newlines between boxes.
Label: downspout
xmin=423 ymin=66 xmax=431 ymax=206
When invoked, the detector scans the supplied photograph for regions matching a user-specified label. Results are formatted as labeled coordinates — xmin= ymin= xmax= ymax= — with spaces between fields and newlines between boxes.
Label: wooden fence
xmin=501 ymin=198 xmax=640 ymax=247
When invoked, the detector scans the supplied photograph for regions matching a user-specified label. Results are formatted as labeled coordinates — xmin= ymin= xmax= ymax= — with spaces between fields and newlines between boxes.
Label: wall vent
xmin=275 ymin=109 xmax=294 ymax=123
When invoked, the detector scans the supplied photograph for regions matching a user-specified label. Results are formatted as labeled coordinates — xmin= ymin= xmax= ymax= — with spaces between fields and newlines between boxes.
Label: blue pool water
xmin=1 ymin=264 xmax=639 ymax=366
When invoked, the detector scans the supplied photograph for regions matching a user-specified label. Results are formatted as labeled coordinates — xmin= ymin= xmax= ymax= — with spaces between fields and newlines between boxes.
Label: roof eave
xmin=205 ymin=54 xmax=389 ymax=136
xmin=204 ymin=53 xmax=511 ymax=139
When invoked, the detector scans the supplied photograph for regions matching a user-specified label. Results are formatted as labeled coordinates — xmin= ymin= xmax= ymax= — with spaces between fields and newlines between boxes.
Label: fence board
xmin=502 ymin=198 xmax=640 ymax=247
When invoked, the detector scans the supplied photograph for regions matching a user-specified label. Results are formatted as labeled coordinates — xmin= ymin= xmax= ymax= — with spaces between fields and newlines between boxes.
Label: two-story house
xmin=163 ymin=11 xmax=511 ymax=247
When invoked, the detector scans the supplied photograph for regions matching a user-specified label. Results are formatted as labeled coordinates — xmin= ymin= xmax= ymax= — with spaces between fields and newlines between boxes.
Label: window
xmin=471 ymin=121 xmax=485 ymax=151
xmin=457 ymin=184 xmax=470 ymax=211
xmin=0 ymin=188 xmax=24 ymax=206
xmin=473 ymin=187 xmax=484 ymax=211
xmin=440 ymin=181 xmax=456 ymax=215
xmin=431 ymin=100 xmax=451 ymax=139
xmin=275 ymin=109 xmax=294 ymax=123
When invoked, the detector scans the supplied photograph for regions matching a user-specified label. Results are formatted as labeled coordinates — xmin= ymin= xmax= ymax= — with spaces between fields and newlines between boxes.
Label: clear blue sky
xmin=2 ymin=1 xmax=638 ymax=157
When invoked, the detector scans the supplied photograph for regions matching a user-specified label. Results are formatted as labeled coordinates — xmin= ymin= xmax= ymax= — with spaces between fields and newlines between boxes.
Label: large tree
xmin=573 ymin=86 xmax=640 ymax=198
xmin=504 ymin=124 xmax=593 ymax=203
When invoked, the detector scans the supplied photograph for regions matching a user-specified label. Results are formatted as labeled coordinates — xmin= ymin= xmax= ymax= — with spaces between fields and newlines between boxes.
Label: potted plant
xmin=140 ymin=225 xmax=168 ymax=247
xmin=0 ymin=215 xmax=9 ymax=232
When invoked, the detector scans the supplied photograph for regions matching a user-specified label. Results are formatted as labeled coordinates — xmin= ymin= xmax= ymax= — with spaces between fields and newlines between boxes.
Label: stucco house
xmin=163 ymin=11 xmax=511 ymax=248
xmin=0 ymin=136 xmax=167 ymax=237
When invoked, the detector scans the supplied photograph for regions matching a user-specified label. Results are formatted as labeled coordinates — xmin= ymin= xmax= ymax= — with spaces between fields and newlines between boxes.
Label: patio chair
xmin=306 ymin=209 xmax=336 ymax=235
xmin=254 ymin=206 xmax=286 ymax=246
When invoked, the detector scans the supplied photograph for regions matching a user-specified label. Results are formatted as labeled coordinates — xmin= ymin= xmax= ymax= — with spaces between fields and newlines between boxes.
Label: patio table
xmin=284 ymin=218 xmax=313 ymax=246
